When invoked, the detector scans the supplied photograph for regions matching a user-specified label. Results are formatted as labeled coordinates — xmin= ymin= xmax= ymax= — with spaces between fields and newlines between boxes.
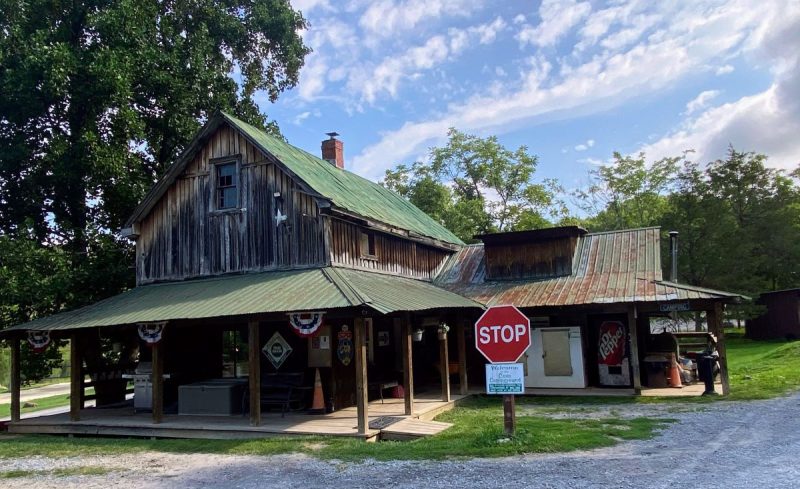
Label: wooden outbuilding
xmin=746 ymin=289 xmax=800 ymax=340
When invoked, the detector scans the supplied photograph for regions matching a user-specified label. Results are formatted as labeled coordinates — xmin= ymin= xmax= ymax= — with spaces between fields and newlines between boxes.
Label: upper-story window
xmin=215 ymin=161 xmax=238 ymax=209
xmin=360 ymin=231 xmax=376 ymax=258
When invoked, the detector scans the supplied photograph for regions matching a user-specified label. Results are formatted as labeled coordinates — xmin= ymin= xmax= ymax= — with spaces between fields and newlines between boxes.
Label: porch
xmin=7 ymin=392 xmax=469 ymax=442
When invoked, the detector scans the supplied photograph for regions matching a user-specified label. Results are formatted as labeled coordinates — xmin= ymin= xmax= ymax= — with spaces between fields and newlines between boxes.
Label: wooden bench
xmin=243 ymin=372 xmax=309 ymax=417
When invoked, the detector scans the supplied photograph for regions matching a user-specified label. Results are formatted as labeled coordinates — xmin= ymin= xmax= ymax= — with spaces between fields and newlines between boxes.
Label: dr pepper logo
xmin=598 ymin=321 xmax=626 ymax=365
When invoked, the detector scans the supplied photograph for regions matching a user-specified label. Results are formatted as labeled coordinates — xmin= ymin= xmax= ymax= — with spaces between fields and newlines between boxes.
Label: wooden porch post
xmin=151 ymin=338 xmax=164 ymax=424
xmin=457 ymin=321 xmax=468 ymax=395
xmin=248 ymin=321 xmax=261 ymax=426
xmin=402 ymin=315 xmax=415 ymax=416
xmin=69 ymin=332 xmax=82 ymax=422
xmin=439 ymin=326 xmax=451 ymax=402
xmin=354 ymin=317 xmax=368 ymax=434
xmin=10 ymin=335 xmax=21 ymax=423
xmin=707 ymin=303 xmax=730 ymax=395
xmin=627 ymin=306 xmax=642 ymax=394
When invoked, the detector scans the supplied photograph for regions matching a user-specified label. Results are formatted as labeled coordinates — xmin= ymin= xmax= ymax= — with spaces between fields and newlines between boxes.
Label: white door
xmin=525 ymin=327 xmax=587 ymax=388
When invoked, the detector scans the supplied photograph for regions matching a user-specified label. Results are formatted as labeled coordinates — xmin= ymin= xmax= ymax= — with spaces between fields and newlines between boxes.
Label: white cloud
xmin=351 ymin=0 xmax=799 ymax=178
xmin=639 ymin=2 xmax=800 ymax=170
xmin=359 ymin=0 xmax=480 ymax=39
xmin=574 ymin=139 xmax=595 ymax=151
xmin=517 ymin=0 xmax=592 ymax=48
xmin=684 ymin=90 xmax=721 ymax=115
xmin=290 ymin=0 xmax=332 ymax=14
xmin=513 ymin=14 xmax=526 ymax=25
xmin=292 ymin=109 xmax=321 ymax=125
xmin=578 ymin=157 xmax=604 ymax=166
xmin=348 ymin=18 xmax=507 ymax=104
xmin=297 ymin=54 xmax=328 ymax=101
xmin=470 ymin=16 xmax=507 ymax=45
xmin=716 ymin=64 xmax=735 ymax=75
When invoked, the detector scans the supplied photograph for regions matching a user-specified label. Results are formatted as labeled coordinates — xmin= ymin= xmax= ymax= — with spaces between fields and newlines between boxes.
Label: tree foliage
xmin=0 ymin=0 xmax=309 ymax=381
xmin=574 ymin=152 xmax=680 ymax=230
xmin=383 ymin=128 xmax=567 ymax=242
xmin=579 ymin=148 xmax=800 ymax=298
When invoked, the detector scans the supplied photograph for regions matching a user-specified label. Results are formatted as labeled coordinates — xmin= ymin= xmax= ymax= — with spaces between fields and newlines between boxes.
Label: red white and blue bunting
xmin=138 ymin=322 xmax=166 ymax=345
xmin=288 ymin=311 xmax=325 ymax=337
xmin=27 ymin=330 xmax=51 ymax=353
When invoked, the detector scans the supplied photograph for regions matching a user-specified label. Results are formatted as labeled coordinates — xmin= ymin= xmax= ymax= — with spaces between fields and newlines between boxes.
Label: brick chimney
xmin=321 ymin=132 xmax=344 ymax=169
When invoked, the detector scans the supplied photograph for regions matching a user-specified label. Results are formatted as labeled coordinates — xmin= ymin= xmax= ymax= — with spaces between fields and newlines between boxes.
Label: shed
xmin=746 ymin=289 xmax=800 ymax=340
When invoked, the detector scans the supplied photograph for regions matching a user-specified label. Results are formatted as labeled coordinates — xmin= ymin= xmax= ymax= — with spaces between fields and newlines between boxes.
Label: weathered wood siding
xmin=484 ymin=237 xmax=577 ymax=280
xmin=136 ymin=124 xmax=326 ymax=284
xmin=328 ymin=218 xmax=450 ymax=280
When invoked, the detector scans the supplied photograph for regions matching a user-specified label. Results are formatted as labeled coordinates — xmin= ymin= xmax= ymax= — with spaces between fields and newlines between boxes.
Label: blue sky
xmin=259 ymin=0 xmax=799 ymax=192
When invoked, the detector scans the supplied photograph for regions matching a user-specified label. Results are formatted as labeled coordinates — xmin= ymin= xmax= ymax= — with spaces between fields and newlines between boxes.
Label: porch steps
xmin=379 ymin=418 xmax=453 ymax=441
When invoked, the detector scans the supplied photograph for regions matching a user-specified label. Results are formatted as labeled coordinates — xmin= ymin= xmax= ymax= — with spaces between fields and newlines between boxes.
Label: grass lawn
xmin=724 ymin=332 xmax=800 ymax=400
xmin=0 ymin=377 xmax=70 ymax=395
xmin=0 ymin=388 xmax=94 ymax=418
xmin=0 ymin=334 xmax=796 ymax=462
xmin=0 ymin=406 xmax=670 ymax=462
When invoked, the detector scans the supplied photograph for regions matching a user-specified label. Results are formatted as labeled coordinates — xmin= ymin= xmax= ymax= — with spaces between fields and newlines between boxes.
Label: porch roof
xmin=3 ymin=268 xmax=482 ymax=334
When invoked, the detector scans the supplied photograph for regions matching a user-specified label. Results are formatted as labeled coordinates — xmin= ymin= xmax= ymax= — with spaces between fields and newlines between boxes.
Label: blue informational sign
xmin=485 ymin=363 xmax=525 ymax=395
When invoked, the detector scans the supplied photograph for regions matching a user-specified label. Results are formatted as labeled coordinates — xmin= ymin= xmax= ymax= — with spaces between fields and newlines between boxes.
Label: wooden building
xmin=2 ymin=112 xmax=746 ymax=440
xmin=435 ymin=226 xmax=745 ymax=394
xmin=746 ymin=289 xmax=800 ymax=340
xmin=2 ymin=112 xmax=480 ymax=440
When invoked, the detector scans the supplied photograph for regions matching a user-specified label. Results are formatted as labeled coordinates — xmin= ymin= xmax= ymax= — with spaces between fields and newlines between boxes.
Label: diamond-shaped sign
xmin=263 ymin=331 xmax=293 ymax=369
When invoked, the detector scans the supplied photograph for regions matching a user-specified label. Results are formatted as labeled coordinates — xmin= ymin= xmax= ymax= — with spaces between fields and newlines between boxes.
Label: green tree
xmin=383 ymin=128 xmax=566 ymax=242
xmin=575 ymin=152 xmax=680 ymax=231
xmin=0 ymin=0 xmax=309 ymax=381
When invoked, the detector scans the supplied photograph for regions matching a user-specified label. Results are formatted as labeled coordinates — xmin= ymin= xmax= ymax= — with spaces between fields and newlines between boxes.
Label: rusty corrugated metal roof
xmin=434 ymin=227 xmax=745 ymax=307
xmin=4 ymin=267 xmax=482 ymax=333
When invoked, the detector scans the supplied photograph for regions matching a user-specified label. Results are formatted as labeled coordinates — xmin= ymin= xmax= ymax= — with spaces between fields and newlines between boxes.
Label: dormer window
xmin=215 ymin=161 xmax=238 ymax=209
xmin=360 ymin=231 xmax=376 ymax=258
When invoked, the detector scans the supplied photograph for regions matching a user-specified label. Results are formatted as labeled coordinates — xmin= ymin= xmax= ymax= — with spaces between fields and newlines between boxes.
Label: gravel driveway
xmin=5 ymin=392 xmax=799 ymax=489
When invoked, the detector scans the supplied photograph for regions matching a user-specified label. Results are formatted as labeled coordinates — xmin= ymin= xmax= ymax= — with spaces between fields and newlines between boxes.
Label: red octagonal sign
xmin=475 ymin=305 xmax=531 ymax=363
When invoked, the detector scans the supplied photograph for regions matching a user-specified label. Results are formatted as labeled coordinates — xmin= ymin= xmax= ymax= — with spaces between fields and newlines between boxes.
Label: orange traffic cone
xmin=309 ymin=368 xmax=325 ymax=413
xmin=668 ymin=361 xmax=683 ymax=388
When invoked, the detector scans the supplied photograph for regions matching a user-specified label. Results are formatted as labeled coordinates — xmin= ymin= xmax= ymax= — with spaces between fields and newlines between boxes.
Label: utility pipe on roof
xmin=669 ymin=231 xmax=679 ymax=283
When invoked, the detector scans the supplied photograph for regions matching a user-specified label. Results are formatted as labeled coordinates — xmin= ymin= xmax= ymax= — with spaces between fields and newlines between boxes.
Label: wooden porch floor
xmin=7 ymin=392 xmax=468 ymax=441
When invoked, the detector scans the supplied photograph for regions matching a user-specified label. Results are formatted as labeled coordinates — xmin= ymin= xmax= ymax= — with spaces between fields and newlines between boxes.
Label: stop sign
xmin=475 ymin=305 xmax=531 ymax=363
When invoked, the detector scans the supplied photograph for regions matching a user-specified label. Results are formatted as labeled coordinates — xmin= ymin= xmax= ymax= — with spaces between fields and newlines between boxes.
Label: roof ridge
xmin=584 ymin=226 xmax=661 ymax=236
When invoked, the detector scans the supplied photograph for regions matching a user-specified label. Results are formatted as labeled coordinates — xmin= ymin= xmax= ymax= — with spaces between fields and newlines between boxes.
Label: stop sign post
xmin=475 ymin=305 xmax=531 ymax=436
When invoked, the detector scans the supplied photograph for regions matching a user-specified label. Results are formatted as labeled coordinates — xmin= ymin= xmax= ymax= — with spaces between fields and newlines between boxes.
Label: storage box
xmin=178 ymin=379 xmax=246 ymax=416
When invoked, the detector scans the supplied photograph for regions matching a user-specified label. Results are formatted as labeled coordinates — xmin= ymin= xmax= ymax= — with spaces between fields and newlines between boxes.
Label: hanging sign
xmin=288 ymin=311 xmax=325 ymax=337
xmin=598 ymin=321 xmax=627 ymax=365
xmin=337 ymin=325 xmax=353 ymax=366
xmin=27 ymin=330 xmax=51 ymax=353
xmin=263 ymin=331 xmax=293 ymax=369
xmin=138 ymin=322 xmax=166 ymax=345
xmin=659 ymin=302 xmax=691 ymax=312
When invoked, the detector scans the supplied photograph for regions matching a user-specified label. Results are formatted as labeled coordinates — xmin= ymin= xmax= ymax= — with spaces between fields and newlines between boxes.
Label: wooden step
xmin=379 ymin=418 xmax=452 ymax=441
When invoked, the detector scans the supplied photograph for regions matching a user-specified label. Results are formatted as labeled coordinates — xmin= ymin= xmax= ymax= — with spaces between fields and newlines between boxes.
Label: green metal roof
xmin=222 ymin=113 xmax=463 ymax=246
xmin=4 ymin=267 xmax=481 ymax=333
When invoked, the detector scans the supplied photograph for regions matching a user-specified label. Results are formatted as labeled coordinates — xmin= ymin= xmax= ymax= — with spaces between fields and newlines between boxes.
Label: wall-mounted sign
xmin=378 ymin=330 xmax=390 ymax=347
xmin=659 ymin=302 xmax=691 ymax=312
xmin=27 ymin=330 xmax=51 ymax=353
xmin=288 ymin=311 xmax=325 ymax=337
xmin=263 ymin=331 xmax=293 ymax=369
xmin=337 ymin=325 xmax=353 ymax=366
